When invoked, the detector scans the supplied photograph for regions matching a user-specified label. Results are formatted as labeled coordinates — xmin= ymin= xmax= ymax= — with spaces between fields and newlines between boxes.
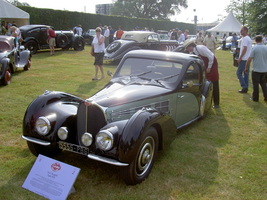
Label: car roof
xmin=123 ymin=49 xmax=200 ymax=63
xmin=121 ymin=31 xmax=157 ymax=42
xmin=19 ymin=24 xmax=51 ymax=30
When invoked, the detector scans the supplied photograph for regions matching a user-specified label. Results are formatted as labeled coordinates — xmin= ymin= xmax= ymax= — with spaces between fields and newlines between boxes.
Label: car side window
xmin=183 ymin=64 xmax=201 ymax=86
xmin=147 ymin=34 xmax=159 ymax=42
xmin=27 ymin=28 xmax=40 ymax=34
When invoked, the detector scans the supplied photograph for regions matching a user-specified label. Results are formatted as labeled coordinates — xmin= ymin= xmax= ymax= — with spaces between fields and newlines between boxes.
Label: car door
xmin=39 ymin=27 xmax=49 ymax=46
xmin=174 ymin=63 xmax=202 ymax=127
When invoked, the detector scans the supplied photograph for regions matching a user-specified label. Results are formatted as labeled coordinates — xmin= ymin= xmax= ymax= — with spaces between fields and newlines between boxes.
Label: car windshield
xmin=114 ymin=57 xmax=182 ymax=85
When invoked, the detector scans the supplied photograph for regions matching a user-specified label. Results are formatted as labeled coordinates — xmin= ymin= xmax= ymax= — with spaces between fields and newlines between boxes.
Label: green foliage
xmin=111 ymin=0 xmax=188 ymax=20
xmin=247 ymin=0 xmax=267 ymax=34
xmin=18 ymin=6 xmax=195 ymax=33
xmin=226 ymin=0 xmax=267 ymax=34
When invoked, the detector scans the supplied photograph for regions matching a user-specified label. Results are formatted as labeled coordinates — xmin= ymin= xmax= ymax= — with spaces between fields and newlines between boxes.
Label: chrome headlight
xmin=57 ymin=127 xmax=68 ymax=140
xmin=35 ymin=116 xmax=51 ymax=135
xmin=81 ymin=132 xmax=93 ymax=147
xmin=96 ymin=130 xmax=114 ymax=151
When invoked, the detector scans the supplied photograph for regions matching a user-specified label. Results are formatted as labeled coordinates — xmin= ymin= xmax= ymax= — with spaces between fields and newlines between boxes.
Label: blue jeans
xmin=236 ymin=60 xmax=249 ymax=89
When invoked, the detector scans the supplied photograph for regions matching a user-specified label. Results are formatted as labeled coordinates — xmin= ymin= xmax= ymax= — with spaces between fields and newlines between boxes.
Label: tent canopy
xmin=0 ymin=0 xmax=29 ymax=26
xmin=207 ymin=12 xmax=242 ymax=34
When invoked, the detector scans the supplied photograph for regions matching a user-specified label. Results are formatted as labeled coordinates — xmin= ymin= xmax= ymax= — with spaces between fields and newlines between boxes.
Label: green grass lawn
xmin=0 ymin=46 xmax=266 ymax=200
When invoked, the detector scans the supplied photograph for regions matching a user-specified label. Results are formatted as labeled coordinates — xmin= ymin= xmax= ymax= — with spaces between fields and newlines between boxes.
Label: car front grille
xmin=77 ymin=102 xmax=107 ymax=146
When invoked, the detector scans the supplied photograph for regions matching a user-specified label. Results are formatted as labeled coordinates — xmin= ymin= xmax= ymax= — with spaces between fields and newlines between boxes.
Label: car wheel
xmin=121 ymin=127 xmax=158 ymax=185
xmin=27 ymin=141 xmax=61 ymax=157
xmin=56 ymin=34 xmax=69 ymax=49
xmin=24 ymin=58 xmax=31 ymax=71
xmin=1 ymin=65 xmax=11 ymax=85
xmin=106 ymin=41 xmax=121 ymax=53
xmin=73 ymin=37 xmax=85 ymax=51
xmin=25 ymin=40 xmax=38 ymax=54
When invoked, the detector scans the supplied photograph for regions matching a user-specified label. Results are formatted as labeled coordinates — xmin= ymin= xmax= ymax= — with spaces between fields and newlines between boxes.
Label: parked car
xmin=104 ymin=31 xmax=179 ymax=62
xmin=22 ymin=50 xmax=212 ymax=185
xmin=83 ymin=28 xmax=96 ymax=45
xmin=19 ymin=25 xmax=85 ymax=54
xmin=156 ymin=30 xmax=169 ymax=40
xmin=0 ymin=35 xmax=31 ymax=86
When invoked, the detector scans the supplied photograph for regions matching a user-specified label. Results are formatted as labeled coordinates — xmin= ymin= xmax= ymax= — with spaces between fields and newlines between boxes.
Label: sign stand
xmin=22 ymin=154 xmax=80 ymax=200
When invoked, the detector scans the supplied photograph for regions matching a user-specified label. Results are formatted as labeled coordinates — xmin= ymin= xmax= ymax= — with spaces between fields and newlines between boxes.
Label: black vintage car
xmin=83 ymin=28 xmax=96 ymax=45
xmin=104 ymin=31 xmax=179 ymax=62
xmin=22 ymin=50 xmax=212 ymax=185
xmin=19 ymin=25 xmax=85 ymax=54
xmin=0 ymin=35 xmax=31 ymax=86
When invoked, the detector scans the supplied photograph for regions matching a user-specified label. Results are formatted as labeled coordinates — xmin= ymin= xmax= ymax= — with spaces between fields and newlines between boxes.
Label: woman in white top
xmin=91 ymin=27 xmax=105 ymax=80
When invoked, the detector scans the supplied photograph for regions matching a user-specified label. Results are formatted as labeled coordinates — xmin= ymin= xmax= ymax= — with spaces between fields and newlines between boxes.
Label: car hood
xmin=89 ymin=81 xmax=172 ymax=107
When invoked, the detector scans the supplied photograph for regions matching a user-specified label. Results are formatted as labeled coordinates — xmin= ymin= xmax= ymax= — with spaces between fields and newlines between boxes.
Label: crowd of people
xmin=88 ymin=24 xmax=267 ymax=107
xmin=1 ymin=21 xmax=266 ymax=105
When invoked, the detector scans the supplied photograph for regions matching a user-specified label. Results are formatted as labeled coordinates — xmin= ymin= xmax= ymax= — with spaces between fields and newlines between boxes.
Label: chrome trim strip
xmin=87 ymin=154 xmax=129 ymax=167
xmin=21 ymin=135 xmax=51 ymax=146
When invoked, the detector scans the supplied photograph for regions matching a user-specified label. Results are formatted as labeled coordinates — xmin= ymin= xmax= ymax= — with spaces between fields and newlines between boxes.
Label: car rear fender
xmin=118 ymin=107 xmax=175 ymax=163
xmin=202 ymin=80 xmax=213 ymax=112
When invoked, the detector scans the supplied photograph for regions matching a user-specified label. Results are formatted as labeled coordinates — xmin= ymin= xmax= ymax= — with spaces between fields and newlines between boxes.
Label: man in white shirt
xmin=183 ymin=39 xmax=220 ymax=108
xmin=236 ymin=26 xmax=252 ymax=93
xmin=103 ymin=25 xmax=110 ymax=47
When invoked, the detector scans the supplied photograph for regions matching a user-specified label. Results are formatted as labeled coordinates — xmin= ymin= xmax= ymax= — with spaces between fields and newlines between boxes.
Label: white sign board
xmin=22 ymin=154 xmax=80 ymax=200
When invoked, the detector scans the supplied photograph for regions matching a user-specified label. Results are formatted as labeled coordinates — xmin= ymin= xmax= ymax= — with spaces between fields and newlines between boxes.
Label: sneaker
xmin=238 ymin=88 xmax=248 ymax=93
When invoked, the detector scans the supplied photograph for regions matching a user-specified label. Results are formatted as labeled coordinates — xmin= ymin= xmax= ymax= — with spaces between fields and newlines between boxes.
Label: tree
xmin=226 ymin=0 xmax=267 ymax=34
xmin=225 ymin=0 xmax=251 ymax=25
xmin=6 ymin=0 xmax=30 ymax=6
xmin=111 ymin=0 xmax=188 ymax=20
xmin=246 ymin=0 xmax=267 ymax=34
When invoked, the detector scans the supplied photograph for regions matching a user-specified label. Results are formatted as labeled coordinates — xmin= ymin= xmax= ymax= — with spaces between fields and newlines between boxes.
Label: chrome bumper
xmin=22 ymin=135 xmax=51 ymax=146
xmin=22 ymin=135 xmax=129 ymax=167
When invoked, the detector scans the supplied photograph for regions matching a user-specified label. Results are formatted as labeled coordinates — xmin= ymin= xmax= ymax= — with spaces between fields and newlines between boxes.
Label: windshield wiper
xmin=155 ymin=73 xmax=179 ymax=81
xmin=130 ymin=70 xmax=152 ymax=78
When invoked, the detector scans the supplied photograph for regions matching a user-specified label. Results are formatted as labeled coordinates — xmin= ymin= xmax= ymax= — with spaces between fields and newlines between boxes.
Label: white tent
xmin=207 ymin=12 xmax=242 ymax=36
xmin=0 ymin=0 xmax=29 ymax=27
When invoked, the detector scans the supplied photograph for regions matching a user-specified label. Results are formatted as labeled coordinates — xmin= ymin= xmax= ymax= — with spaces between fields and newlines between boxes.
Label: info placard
xmin=22 ymin=154 xmax=80 ymax=200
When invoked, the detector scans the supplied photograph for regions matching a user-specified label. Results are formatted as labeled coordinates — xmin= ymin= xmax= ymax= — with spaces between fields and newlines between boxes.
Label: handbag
xmin=90 ymin=46 xmax=95 ymax=56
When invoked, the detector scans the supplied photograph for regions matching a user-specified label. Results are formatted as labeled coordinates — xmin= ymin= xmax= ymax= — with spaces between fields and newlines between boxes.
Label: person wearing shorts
xmin=91 ymin=27 xmax=105 ymax=80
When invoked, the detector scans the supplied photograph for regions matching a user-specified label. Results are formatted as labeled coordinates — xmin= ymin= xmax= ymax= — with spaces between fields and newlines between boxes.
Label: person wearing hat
xmin=183 ymin=39 xmax=220 ymax=108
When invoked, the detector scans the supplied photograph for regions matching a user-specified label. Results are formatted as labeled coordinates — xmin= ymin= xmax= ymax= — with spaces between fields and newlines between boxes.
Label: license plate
xmin=58 ymin=141 xmax=89 ymax=156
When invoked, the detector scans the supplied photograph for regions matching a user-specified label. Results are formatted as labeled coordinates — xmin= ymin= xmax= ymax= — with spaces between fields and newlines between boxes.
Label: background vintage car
xmin=83 ymin=28 xmax=96 ymax=45
xmin=0 ymin=35 xmax=31 ymax=86
xmin=19 ymin=25 xmax=85 ymax=54
xmin=22 ymin=50 xmax=212 ymax=185
xmin=104 ymin=31 xmax=179 ymax=62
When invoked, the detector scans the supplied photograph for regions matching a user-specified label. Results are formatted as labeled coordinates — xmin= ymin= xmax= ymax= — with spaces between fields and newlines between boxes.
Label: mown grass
xmin=0 ymin=46 xmax=266 ymax=200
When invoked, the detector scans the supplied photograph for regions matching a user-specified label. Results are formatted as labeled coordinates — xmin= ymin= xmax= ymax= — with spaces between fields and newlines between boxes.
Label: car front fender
xmin=0 ymin=57 xmax=10 ymax=78
xmin=118 ymin=107 xmax=176 ymax=163
xmin=23 ymin=91 xmax=84 ymax=144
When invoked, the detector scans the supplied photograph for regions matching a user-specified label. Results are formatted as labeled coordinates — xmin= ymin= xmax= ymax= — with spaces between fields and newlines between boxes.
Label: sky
xmin=20 ymin=0 xmax=232 ymax=23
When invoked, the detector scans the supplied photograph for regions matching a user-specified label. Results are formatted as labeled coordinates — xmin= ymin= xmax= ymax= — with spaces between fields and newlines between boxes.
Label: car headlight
xmin=81 ymin=132 xmax=93 ymax=147
xmin=35 ymin=116 xmax=51 ymax=135
xmin=96 ymin=130 xmax=114 ymax=151
xmin=57 ymin=127 xmax=68 ymax=140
